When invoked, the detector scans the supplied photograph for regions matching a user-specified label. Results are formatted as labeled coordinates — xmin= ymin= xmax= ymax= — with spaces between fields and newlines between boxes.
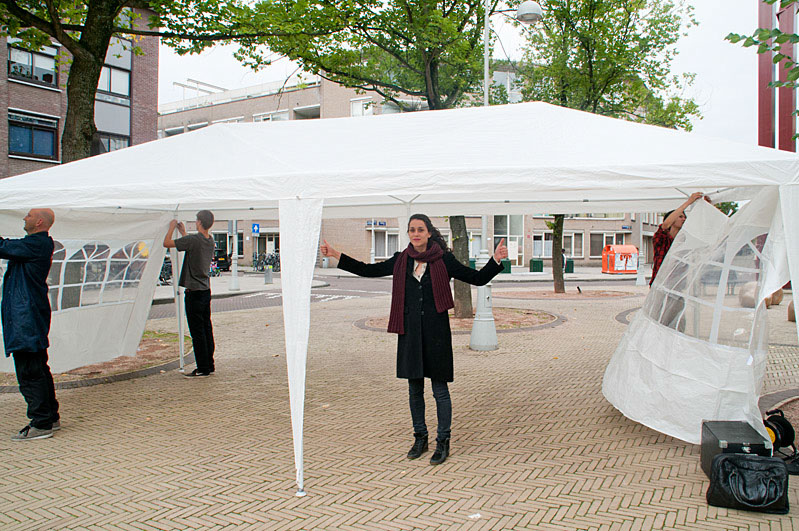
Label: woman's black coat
xmin=338 ymin=251 xmax=503 ymax=382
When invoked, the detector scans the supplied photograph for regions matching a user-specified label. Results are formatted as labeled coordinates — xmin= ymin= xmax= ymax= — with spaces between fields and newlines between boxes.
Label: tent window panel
xmin=108 ymin=261 xmax=128 ymax=282
xmin=103 ymin=281 xmax=123 ymax=303
xmin=48 ymin=287 xmax=60 ymax=311
xmin=61 ymin=286 xmax=81 ymax=309
xmin=80 ymin=284 xmax=102 ymax=306
xmin=120 ymin=281 xmax=139 ymax=302
xmin=53 ymin=242 xmax=65 ymax=261
xmin=125 ymin=260 xmax=146 ymax=281
xmin=63 ymin=260 xmax=86 ymax=286
xmin=47 ymin=262 xmax=62 ymax=287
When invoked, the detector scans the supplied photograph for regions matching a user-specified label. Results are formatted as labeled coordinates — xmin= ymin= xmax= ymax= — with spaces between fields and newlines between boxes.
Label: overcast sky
xmin=158 ymin=0 xmax=760 ymax=144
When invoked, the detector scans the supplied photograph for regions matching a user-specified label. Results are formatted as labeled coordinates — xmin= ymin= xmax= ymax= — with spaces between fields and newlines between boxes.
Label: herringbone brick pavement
xmin=0 ymin=287 xmax=796 ymax=530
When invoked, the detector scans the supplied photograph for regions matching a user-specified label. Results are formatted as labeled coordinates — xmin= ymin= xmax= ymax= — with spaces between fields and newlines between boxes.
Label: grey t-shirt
xmin=174 ymin=232 xmax=215 ymax=291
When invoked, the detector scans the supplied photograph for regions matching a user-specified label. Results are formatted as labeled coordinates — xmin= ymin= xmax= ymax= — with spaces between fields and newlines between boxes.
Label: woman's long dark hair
xmin=409 ymin=213 xmax=450 ymax=252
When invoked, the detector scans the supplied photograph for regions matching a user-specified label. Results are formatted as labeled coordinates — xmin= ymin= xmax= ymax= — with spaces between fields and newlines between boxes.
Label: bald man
xmin=0 ymin=208 xmax=60 ymax=441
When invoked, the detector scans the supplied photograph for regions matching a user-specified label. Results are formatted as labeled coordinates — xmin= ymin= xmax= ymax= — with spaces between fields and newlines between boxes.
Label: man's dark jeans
xmin=13 ymin=350 xmax=59 ymax=429
xmin=185 ymin=289 xmax=215 ymax=373
xmin=408 ymin=378 xmax=451 ymax=441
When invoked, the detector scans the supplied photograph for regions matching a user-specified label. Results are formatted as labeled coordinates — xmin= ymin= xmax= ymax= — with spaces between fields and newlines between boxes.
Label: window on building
xmin=8 ymin=46 xmax=57 ymax=86
xmin=563 ymin=232 xmax=584 ymax=258
xmin=253 ymin=111 xmax=289 ymax=122
xmin=373 ymin=230 xmax=399 ymax=258
xmin=8 ymin=111 xmax=58 ymax=160
xmin=532 ymin=232 xmax=553 ymax=258
xmin=590 ymin=232 xmax=627 ymax=257
xmin=351 ymin=98 xmax=373 ymax=117
xmin=98 ymin=133 xmax=130 ymax=153
xmin=97 ymin=65 xmax=130 ymax=97
xmin=494 ymin=214 xmax=524 ymax=265
xmin=212 ymin=117 xmax=244 ymax=124
xmin=212 ymin=233 xmax=228 ymax=254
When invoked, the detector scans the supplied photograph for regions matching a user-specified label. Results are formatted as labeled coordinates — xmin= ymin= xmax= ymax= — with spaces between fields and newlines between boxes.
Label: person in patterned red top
xmin=650 ymin=192 xmax=708 ymax=286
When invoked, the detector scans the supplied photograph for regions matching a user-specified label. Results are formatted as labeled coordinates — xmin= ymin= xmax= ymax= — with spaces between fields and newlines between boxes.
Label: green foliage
xmin=714 ymin=201 xmax=739 ymax=217
xmin=517 ymin=0 xmax=700 ymax=131
xmin=727 ymin=0 xmax=799 ymax=89
xmin=244 ymin=0 xmax=494 ymax=110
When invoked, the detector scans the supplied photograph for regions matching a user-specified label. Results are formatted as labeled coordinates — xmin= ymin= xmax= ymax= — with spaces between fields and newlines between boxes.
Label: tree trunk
xmin=449 ymin=215 xmax=473 ymax=318
xmin=62 ymin=53 xmax=104 ymax=163
xmin=61 ymin=0 xmax=121 ymax=163
xmin=552 ymin=214 xmax=565 ymax=293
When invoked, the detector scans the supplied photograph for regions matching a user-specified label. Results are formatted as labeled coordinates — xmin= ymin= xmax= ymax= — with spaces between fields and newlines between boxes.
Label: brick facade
xmin=1 ymin=8 xmax=158 ymax=180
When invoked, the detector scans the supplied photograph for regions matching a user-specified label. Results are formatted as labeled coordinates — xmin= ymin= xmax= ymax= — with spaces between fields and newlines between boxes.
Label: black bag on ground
xmin=706 ymin=453 xmax=789 ymax=514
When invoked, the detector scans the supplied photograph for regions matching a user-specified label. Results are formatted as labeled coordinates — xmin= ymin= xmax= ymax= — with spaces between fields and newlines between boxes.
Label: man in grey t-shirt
xmin=164 ymin=210 xmax=216 ymax=378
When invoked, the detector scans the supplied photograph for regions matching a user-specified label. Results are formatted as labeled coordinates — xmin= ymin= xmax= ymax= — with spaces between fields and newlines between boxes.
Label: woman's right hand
xmin=320 ymin=239 xmax=341 ymax=260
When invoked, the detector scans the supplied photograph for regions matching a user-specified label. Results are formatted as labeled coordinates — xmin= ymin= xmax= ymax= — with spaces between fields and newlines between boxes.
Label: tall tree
xmin=517 ymin=0 xmax=700 ymax=292
xmin=252 ymin=0 xmax=498 ymax=317
xmin=0 ymin=0 xmax=324 ymax=163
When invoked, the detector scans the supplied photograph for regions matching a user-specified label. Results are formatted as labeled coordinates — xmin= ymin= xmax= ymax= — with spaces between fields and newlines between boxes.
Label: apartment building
xmin=1 ymin=10 xmax=158 ymax=179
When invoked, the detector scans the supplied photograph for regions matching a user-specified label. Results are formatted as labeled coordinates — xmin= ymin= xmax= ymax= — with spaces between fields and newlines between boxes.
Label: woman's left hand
xmin=494 ymin=238 xmax=508 ymax=262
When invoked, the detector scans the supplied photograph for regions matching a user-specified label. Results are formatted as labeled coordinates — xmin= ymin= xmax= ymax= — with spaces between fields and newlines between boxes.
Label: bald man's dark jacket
xmin=0 ymin=232 xmax=54 ymax=355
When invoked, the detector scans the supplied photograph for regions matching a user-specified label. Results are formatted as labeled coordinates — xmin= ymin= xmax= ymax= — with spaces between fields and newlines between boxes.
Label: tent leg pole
xmin=170 ymin=240 xmax=185 ymax=372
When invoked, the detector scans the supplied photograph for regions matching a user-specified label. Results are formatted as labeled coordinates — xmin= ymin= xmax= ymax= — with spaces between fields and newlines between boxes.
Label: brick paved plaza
xmin=1 ymin=285 xmax=798 ymax=530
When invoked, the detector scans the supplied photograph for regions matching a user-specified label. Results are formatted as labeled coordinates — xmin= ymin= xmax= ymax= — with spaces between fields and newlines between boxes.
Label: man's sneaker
xmin=52 ymin=420 xmax=61 ymax=431
xmin=11 ymin=425 xmax=53 ymax=441
xmin=183 ymin=369 xmax=211 ymax=378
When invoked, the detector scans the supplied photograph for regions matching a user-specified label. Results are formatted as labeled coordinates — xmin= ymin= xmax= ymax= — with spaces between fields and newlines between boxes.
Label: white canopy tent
xmin=0 ymin=102 xmax=797 ymax=492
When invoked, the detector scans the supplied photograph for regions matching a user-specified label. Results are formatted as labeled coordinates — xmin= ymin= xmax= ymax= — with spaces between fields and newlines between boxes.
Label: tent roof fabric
xmin=1 ymin=102 xmax=797 ymax=216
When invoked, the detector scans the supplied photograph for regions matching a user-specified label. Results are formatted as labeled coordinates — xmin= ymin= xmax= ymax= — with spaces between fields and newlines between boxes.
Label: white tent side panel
xmin=603 ymin=191 xmax=791 ymax=444
xmin=0 ymin=211 xmax=170 ymax=373
xmin=278 ymin=198 xmax=323 ymax=493
xmin=780 ymin=184 xmax=799 ymax=344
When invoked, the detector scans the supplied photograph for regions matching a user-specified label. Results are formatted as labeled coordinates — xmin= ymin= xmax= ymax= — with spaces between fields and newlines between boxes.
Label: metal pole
xmin=471 ymin=215 xmax=498 ymax=350
xmin=470 ymin=0 xmax=499 ymax=351
xmin=230 ymin=219 xmax=240 ymax=291
xmin=635 ymin=213 xmax=646 ymax=286
xmin=370 ymin=219 xmax=376 ymax=263
xmin=169 ymin=229 xmax=186 ymax=372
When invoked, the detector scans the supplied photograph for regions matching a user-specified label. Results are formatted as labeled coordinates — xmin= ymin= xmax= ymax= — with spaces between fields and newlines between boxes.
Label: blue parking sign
xmin=252 ymin=223 xmax=260 ymax=234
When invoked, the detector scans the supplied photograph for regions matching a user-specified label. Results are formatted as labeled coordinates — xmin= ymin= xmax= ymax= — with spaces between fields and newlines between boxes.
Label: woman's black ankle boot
xmin=407 ymin=433 xmax=428 ymax=459
xmin=430 ymin=438 xmax=450 ymax=465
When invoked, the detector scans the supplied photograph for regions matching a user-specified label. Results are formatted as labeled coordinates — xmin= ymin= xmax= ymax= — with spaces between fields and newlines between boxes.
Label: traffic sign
xmin=252 ymin=223 xmax=260 ymax=235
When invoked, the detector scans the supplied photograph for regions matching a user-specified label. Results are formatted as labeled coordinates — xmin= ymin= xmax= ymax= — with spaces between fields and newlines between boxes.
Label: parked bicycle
xmin=158 ymin=256 xmax=172 ymax=286
xmin=265 ymin=251 xmax=281 ymax=272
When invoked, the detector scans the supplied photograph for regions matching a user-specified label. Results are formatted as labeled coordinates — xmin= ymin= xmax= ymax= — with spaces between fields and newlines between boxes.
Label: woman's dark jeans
xmin=408 ymin=378 xmax=451 ymax=441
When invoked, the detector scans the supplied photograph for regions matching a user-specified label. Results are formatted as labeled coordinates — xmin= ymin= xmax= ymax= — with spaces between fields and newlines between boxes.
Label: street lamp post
xmin=470 ymin=0 xmax=542 ymax=351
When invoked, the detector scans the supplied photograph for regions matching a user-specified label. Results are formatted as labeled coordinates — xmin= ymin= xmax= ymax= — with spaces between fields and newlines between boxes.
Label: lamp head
xmin=516 ymin=0 xmax=543 ymax=23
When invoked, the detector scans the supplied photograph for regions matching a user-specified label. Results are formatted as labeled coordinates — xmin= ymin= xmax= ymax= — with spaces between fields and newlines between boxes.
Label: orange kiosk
xmin=602 ymin=245 xmax=639 ymax=274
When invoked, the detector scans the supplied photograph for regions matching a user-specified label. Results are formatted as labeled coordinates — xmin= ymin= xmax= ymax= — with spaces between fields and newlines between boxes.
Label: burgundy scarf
xmin=387 ymin=242 xmax=454 ymax=335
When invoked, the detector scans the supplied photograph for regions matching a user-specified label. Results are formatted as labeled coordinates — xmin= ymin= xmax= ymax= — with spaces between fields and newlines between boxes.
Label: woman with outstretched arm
xmin=320 ymin=214 xmax=508 ymax=466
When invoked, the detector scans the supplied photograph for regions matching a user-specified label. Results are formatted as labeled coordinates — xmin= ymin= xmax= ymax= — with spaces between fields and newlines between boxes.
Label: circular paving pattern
xmin=494 ymin=289 xmax=640 ymax=300
xmin=354 ymin=307 xmax=564 ymax=335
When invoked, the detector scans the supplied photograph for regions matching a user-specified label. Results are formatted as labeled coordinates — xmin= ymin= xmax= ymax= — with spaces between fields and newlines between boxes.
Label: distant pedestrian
xmin=164 ymin=211 xmax=216 ymax=377
xmin=1 ymin=208 xmax=60 ymax=441
xmin=320 ymin=214 xmax=508 ymax=466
